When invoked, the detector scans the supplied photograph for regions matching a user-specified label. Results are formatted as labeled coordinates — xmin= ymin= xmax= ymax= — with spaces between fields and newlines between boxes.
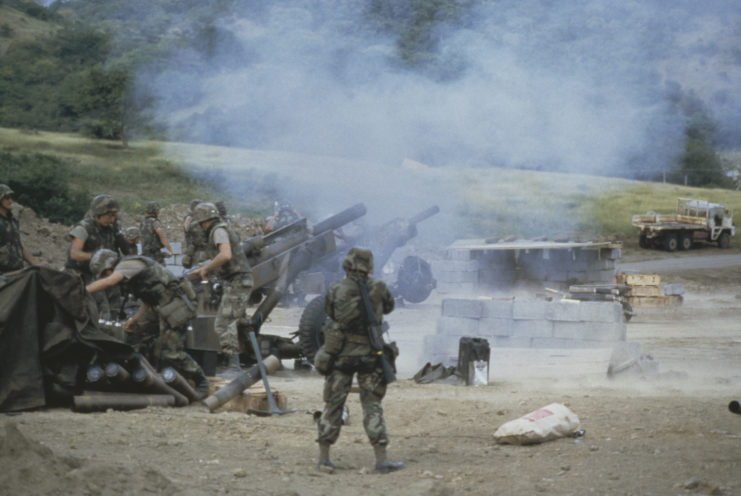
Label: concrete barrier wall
xmin=423 ymin=297 xmax=626 ymax=367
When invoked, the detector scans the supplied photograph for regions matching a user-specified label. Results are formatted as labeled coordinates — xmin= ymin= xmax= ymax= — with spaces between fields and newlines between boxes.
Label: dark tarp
xmin=0 ymin=267 xmax=133 ymax=412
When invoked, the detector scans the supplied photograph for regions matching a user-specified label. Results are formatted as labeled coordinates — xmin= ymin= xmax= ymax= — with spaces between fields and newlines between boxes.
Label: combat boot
xmin=220 ymin=354 xmax=243 ymax=380
xmin=194 ymin=371 xmax=210 ymax=400
xmin=316 ymin=442 xmax=335 ymax=473
xmin=373 ymin=444 xmax=404 ymax=474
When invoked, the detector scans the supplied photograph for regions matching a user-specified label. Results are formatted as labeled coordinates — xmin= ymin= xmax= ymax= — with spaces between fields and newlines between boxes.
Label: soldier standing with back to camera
xmin=313 ymin=247 xmax=405 ymax=474
xmin=182 ymin=199 xmax=208 ymax=269
xmin=0 ymin=184 xmax=41 ymax=276
xmin=192 ymin=202 xmax=253 ymax=377
xmin=140 ymin=201 xmax=174 ymax=264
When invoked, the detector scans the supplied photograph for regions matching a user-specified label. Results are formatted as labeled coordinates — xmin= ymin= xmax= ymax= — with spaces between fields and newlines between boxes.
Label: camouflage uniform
xmin=140 ymin=216 xmax=166 ymax=264
xmin=65 ymin=217 xmax=119 ymax=280
xmin=317 ymin=254 xmax=395 ymax=450
xmin=0 ymin=205 xmax=25 ymax=274
xmin=205 ymin=220 xmax=253 ymax=355
xmin=114 ymin=255 xmax=204 ymax=381
xmin=182 ymin=217 xmax=209 ymax=269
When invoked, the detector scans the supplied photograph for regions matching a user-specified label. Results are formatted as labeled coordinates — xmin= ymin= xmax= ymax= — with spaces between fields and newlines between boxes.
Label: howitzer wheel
xmin=298 ymin=295 xmax=330 ymax=361
xmin=394 ymin=255 xmax=435 ymax=304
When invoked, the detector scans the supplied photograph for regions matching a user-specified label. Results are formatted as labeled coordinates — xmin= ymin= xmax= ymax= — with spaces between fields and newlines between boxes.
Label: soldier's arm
xmin=69 ymin=237 xmax=91 ymax=262
xmin=86 ymin=271 xmax=125 ymax=293
xmin=196 ymin=242 xmax=231 ymax=280
xmin=155 ymin=226 xmax=174 ymax=256
xmin=124 ymin=302 xmax=150 ymax=333
xmin=22 ymin=247 xmax=39 ymax=266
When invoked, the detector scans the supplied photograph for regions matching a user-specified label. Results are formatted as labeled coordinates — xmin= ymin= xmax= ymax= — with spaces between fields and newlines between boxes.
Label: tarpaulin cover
xmin=0 ymin=267 xmax=132 ymax=412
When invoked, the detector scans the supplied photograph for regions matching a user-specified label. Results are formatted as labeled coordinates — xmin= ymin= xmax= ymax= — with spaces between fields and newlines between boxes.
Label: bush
xmin=0 ymin=150 xmax=89 ymax=225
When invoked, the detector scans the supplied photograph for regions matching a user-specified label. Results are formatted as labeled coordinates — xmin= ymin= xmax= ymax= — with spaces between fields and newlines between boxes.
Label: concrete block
xmin=490 ymin=336 xmax=533 ymax=348
xmin=547 ymin=300 xmax=583 ymax=321
xmin=577 ymin=301 xmax=622 ymax=323
xmin=423 ymin=334 xmax=461 ymax=355
xmin=552 ymin=321 xmax=626 ymax=342
xmin=435 ymin=282 xmax=476 ymax=295
xmin=512 ymin=299 xmax=550 ymax=320
xmin=481 ymin=298 xmax=514 ymax=318
xmin=442 ymin=299 xmax=484 ymax=319
xmin=436 ymin=316 xmax=479 ymax=336
xmin=434 ymin=270 xmax=479 ymax=284
xmin=530 ymin=338 xmax=614 ymax=349
xmin=477 ymin=317 xmax=512 ymax=337
xmin=511 ymin=319 xmax=554 ymax=338
xmin=448 ymin=249 xmax=475 ymax=261
xmin=432 ymin=259 xmax=481 ymax=272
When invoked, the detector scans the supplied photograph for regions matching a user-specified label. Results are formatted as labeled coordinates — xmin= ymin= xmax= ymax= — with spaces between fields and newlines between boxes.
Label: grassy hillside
xmin=2 ymin=126 xmax=740 ymax=246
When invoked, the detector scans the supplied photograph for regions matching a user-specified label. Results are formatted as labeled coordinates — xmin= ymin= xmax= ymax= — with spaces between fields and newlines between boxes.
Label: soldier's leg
xmin=214 ymin=278 xmax=251 ymax=356
xmin=358 ymin=370 xmax=404 ymax=474
xmin=316 ymin=369 xmax=353 ymax=470
xmin=159 ymin=323 xmax=209 ymax=396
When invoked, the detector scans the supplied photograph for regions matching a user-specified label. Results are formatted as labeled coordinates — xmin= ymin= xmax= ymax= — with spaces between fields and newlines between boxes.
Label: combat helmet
xmin=91 ymin=194 xmax=119 ymax=217
xmin=0 ymin=184 xmax=14 ymax=201
xmin=144 ymin=201 xmax=160 ymax=216
xmin=89 ymin=249 xmax=119 ymax=279
xmin=189 ymin=199 xmax=203 ymax=213
xmin=192 ymin=202 xmax=220 ymax=224
xmin=124 ymin=226 xmax=141 ymax=242
xmin=342 ymin=247 xmax=374 ymax=274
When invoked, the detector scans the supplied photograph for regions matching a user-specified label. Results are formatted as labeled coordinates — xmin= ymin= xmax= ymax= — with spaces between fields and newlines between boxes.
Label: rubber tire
xmin=395 ymin=255 xmax=435 ymax=304
xmin=663 ymin=233 xmax=678 ymax=252
xmin=638 ymin=233 xmax=649 ymax=249
xmin=679 ymin=233 xmax=693 ymax=251
xmin=718 ymin=232 xmax=730 ymax=249
xmin=297 ymin=295 xmax=329 ymax=361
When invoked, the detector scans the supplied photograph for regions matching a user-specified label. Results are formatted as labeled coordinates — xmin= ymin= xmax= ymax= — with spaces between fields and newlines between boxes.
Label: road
xmin=617 ymin=253 xmax=741 ymax=273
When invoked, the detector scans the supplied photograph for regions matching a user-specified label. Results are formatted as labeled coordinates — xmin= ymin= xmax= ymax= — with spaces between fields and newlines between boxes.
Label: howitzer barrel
xmin=203 ymin=355 xmax=281 ymax=412
xmin=73 ymin=393 xmax=175 ymax=412
xmin=311 ymin=203 xmax=367 ymax=235
xmin=131 ymin=364 xmax=190 ymax=407
xmin=408 ymin=205 xmax=440 ymax=226
xmin=161 ymin=367 xmax=201 ymax=403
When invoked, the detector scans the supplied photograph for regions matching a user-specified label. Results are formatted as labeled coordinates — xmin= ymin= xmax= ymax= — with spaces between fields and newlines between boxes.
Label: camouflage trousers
xmin=317 ymin=366 xmax=388 ymax=446
xmin=156 ymin=317 xmax=204 ymax=379
xmin=214 ymin=277 xmax=252 ymax=355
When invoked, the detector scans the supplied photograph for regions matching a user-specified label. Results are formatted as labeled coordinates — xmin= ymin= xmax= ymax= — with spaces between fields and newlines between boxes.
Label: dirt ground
xmin=3 ymin=206 xmax=741 ymax=496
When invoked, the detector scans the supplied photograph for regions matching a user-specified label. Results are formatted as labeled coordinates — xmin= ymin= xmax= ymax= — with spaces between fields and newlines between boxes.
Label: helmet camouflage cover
xmin=144 ymin=201 xmax=160 ymax=215
xmin=89 ymin=248 xmax=119 ymax=279
xmin=124 ymin=226 xmax=141 ymax=242
xmin=0 ymin=184 xmax=14 ymax=201
xmin=90 ymin=194 xmax=119 ymax=217
xmin=192 ymin=202 xmax=220 ymax=224
xmin=342 ymin=247 xmax=374 ymax=274
xmin=189 ymin=199 xmax=203 ymax=213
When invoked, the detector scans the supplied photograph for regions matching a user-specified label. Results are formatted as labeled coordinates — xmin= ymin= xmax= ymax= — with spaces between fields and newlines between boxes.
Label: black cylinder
xmin=203 ymin=355 xmax=281 ymax=412
xmin=730 ymin=400 xmax=741 ymax=414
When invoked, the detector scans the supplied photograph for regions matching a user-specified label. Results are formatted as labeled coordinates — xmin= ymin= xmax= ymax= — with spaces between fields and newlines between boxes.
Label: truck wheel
xmin=297 ymin=295 xmax=329 ymax=361
xmin=718 ymin=232 xmax=731 ymax=249
xmin=663 ymin=233 xmax=678 ymax=252
xmin=638 ymin=234 xmax=649 ymax=249
xmin=679 ymin=233 xmax=693 ymax=250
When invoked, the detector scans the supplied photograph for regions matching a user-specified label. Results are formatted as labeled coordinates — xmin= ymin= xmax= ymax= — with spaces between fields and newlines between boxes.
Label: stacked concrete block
xmin=423 ymin=296 xmax=627 ymax=368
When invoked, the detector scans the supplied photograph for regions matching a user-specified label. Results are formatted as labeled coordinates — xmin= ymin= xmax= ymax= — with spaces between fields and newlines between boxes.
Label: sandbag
xmin=493 ymin=402 xmax=580 ymax=445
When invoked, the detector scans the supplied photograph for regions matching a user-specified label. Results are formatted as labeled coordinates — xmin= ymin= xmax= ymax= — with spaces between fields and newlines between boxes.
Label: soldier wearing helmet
xmin=264 ymin=200 xmax=302 ymax=233
xmin=139 ymin=201 xmax=174 ymax=264
xmin=193 ymin=201 xmax=253 ymax=377
xmin=65 ymin=194 xmax=123 ymax=280
xmin=0 ymin=183 xmax=41 ymax=275
xmin=123 ymin=226 xmax=141 ymax=254
xmin=86 ymin=248 xmax=209 ymax=398
xmin=181 ymin=199 xmax=208 ymax=269
xmin=314 ymin=247 xmax=404 ymax=475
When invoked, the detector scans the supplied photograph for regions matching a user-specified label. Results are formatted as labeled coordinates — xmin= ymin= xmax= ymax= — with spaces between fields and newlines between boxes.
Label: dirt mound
xmin=0 ymin=422 xmax=178 ymax=495
xmin=13 ymin=202 xmax=266 ymax=269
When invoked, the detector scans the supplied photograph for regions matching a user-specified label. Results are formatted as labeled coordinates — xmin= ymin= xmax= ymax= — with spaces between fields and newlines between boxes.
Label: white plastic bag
xmin=493 ymin=403 xmax=580 ymax=445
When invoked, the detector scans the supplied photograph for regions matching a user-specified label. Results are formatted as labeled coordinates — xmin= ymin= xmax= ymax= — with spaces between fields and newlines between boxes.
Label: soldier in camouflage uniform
xmin=0 ymin=184 xmax=40 ymax=277
xmin=123 ymin=226 xmax=141 ymax=255
xmin=192 ymin=202 xmax=253 ymax=376
xmin=264 ymin=200 xmax=302 ymax=233
xmin=182 ymin=199 xmax=208 ymax=269
xmin=139 ymin=201 xmax=174 ymax=264
xmin=87 ymin=249 xmax=209 ymax=398
xmin=314 ymin=247 xmax=405 ymax=474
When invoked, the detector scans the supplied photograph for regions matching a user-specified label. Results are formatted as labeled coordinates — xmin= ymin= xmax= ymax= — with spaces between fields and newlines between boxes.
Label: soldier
xmin=140 ymin=201 xmax=174 ymax=264
xmin=182 ymin=199 xmax=208 ymax=269
xmin=214 ymin=200 xmax=232 ymax=228
xmin=86 ymin=248 xmax=209 ymax=398
xmin=123 ymin=226 xmax=141 ymax=255
xmin=65 ymin=194 xmax=122 ymax=281
xmin=0 ymin=184 xmax=41 ymax=275
xmin=314 ymin=247 xmax=404 ymax=474
xmin=192 ymin=202 xmax=253 ymax=376
xmin=264 ymin=200 xmax=302 ymax=233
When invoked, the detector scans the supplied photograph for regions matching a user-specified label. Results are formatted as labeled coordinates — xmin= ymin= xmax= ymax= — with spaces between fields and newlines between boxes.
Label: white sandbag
xmin=493 ymin=403 xmax=580 ymax=445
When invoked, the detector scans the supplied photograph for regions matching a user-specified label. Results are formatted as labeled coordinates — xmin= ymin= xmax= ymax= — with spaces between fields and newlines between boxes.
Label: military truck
xmin=632 ymin=198 xmax=734 ymax=251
